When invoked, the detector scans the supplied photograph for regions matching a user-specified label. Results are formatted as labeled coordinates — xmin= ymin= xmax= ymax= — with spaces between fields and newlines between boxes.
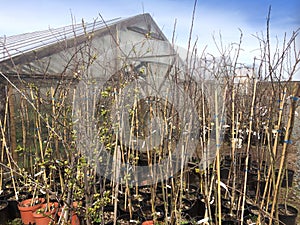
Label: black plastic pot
xmin=221 ymin=155 xmax=232 ymax=168
xmin=221 ymin=215 xmax=239 ymax=225
xmin=220 ymin=167 xmax=230 ymax=180
xmin=2 ymin=189 xmax=28 ymax=220
xmin=181 ymin=184 xmax=199 ymax=203
xmin=142 ymin=195 xmax=164 ymax=211
xmin=91 ymin=205 xmax=120 ymax=225
xmin=187 ymin=197 xmax=205 ymax=218
xmin=118 ymin=198 xmax=143 ymax=215
xmin=221 ymin=197 xmax=250 ymax=218
xmin=275 ymin=169 xmax=294 ymax=187
xmin=0 ymin=200 xmax=9 ymax=225
xmin=0 ymin=188 xmax=14 ymax=200
xmin=248 ymin=179 xmax=273 ymax=198
xmin=278 ymin=204 xmax=298 ymax=225
xmin=235 ymin=152 xmax=251 ymax=171
xmin=179 ymin=198 xmax=193 ymax=214
xmin=140 ymin=205 xmax=164 ymax=221
xmin=7 ymin=199 xmax=21 ymax=220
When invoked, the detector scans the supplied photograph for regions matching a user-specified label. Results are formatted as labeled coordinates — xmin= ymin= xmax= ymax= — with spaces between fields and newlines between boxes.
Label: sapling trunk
xmin=240 ymin=76 xmax=257 ymax=225
xmin=214 ymin=89 xmax=222 ymax=225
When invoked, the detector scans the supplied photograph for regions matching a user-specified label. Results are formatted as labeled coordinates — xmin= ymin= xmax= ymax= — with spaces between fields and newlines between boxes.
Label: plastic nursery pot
xmin=0 ymin=188 xmax=15 ymax=200
xmin=278 ymin=204 xmax=298 ymax=225
xmin=275 ymin=169 xmax=295 ymax=187
xmin=18 ymin=198 xmax=45 ymax=225
xmin=178 ymin=198 xmax=193 ymax=215
xmin=7 ymin=191 xmax=28 ymax=220
xmin=140 ymin=205 xmax=164 ymax=222
xmin=98 ymin=205 xmax=120 ymax=225
xmin=0 ymin=200 xmax=9 ymax=225
xmin=221 ymin=215 xmax=239 ymax=225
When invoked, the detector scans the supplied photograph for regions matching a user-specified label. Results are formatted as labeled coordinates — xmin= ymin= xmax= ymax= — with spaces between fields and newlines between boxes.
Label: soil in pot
xmin=0 ymin=200 xmax=9 ymax=225
xmin=116 ymin=214 xmax=141 ymax=225
xmin=221 ymin=215 xmax=239 ymax=225
xmin=139 ymin=186 xmax=152 ymax=196
xmin=221 ymin=155 xmax=232 ymax=168
xmin=119 ymin=198 xmax=142 ymax=214
xmin=140 ymin=206 xmax=164 ymax=221
xmin=18 ymin=198 xmax=45 ymax=225
xmin=177 ymin=198 xmax=193 ymax=215
xmin=0 ymin=188 xmax=15 ymax=200
xmin=220 ymin=167 xmax=230 ymax=180
xmin=118 ymin=194 xmax=145 ymax=214
xmin=143 ymin=195 xmax=164 ymax=210
xmin=95 ymin=205 xmax=120 ymax=225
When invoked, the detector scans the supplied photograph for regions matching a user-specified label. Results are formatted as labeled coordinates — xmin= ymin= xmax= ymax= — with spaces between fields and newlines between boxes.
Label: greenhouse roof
xmin=0 ymin=17 xmax=122 ymax=63
xmin=0 ymin=13 xmax=168 ymax=69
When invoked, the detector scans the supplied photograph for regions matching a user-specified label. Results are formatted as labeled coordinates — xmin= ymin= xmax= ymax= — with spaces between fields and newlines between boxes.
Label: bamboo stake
xmin=214 ymin=89 xmax=222 ymax=225
xmin=257 ymin=87 xmax=287 ymax=223
xmin=240 ymin=76 xmax=257 ymax=225
xmin=0 ymin=119 xmax=18 ymax=200
xmin=230 ymin=84 xmax=237 ymax=215
xmin=268 ymin=84 xmax=299 ymax=225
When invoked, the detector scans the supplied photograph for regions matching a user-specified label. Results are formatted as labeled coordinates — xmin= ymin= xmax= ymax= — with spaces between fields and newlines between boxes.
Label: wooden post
xmin=0 ymin=83 xmax=6 ymax=123
xmin=7 ymin=85 xmax=18 ymax=162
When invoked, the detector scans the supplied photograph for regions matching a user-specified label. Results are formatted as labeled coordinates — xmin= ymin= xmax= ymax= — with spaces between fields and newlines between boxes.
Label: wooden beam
xmin=7 ymin=85 xmax=18 ymax=162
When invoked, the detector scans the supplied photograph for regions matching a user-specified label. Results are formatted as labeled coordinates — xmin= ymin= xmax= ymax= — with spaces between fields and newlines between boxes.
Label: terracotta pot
xmin=18 ymin=198 xmax=45 ymax=225
xmin=57 ymin=202 xmax=80 ymax=225
xmin=70 ymin=213 xmax=80 ymax=225
xmin=33 ymin=202 xmax=59 ymax=225
xmin=142 ymin=221 xmax=154 ymax=225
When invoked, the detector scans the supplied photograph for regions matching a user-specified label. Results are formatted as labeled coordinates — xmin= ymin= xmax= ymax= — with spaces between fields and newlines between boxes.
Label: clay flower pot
xmin=18 ymin=198 xmax=45 ymax=225
xmin=33 ymin=202 xmax=59 ymax=225
xmin=58 ymin=202 xmax=80 ymax=225
xmin=142 ymin=221 xmax=154 ymax=225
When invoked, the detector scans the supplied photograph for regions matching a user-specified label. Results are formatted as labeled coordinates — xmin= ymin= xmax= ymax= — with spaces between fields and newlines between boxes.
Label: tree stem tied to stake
xmin=268 ymin=84 xmax=300 ymax=225
xmin=240 ymin=77 xmax=257 ymax=225
xmin=215 ymin=89 xmax=222 ymax=225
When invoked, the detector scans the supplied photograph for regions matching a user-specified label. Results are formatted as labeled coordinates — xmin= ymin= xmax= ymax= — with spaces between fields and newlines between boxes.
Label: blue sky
xmin=1 ymin=0 xmax=299 ymax=75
